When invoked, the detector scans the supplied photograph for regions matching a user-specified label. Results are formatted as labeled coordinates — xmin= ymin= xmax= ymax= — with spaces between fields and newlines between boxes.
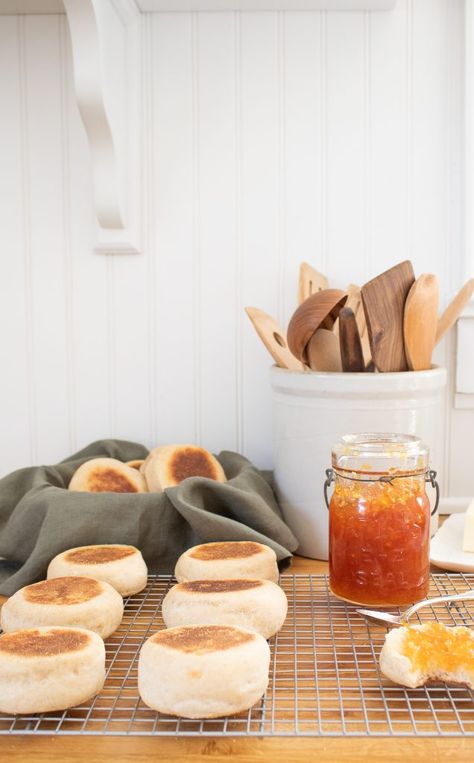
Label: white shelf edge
xmin=0 ymin=0 xmax=398 ymax=13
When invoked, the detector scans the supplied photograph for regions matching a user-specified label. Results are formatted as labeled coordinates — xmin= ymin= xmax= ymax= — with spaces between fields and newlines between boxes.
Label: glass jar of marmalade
xmin=325 ymin=433 xmax=439 ymax=607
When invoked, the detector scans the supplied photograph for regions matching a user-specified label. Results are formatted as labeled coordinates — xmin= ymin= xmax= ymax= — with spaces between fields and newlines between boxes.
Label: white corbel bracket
xmin=63 ymin=0 xmax=141 ymax=255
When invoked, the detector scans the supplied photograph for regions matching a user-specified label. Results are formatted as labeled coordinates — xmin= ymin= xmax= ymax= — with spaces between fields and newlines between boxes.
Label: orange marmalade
xmin=403 ymin=622 xmax=474 ymax=677
xmin=329 ymin=468 xmax=430 ymax=606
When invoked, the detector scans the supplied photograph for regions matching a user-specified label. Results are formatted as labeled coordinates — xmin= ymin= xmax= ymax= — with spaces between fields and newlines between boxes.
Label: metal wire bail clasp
xmin=323 ymin=469 xmax=334 ymax=510
xmin=426 ymin=469 xmax=440 ymax=517
xmin=323 ymin=467 xmax=439 ymax=515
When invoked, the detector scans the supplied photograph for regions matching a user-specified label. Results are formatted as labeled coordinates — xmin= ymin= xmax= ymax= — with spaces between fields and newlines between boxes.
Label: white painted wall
xmin=0 ymin=1 xmax=471 ymax=503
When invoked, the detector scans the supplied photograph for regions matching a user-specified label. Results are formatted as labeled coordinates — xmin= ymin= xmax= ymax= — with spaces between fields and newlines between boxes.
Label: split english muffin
xmin=379 ymin=621 xmax=474 ymax=689
xmin=162 ymin=578 xmax=287 ymax=639
xmin=144 ymin=444 xmax=226 ymax=492
xmin=0 ymin=626 xmax=106 ymax=715
xmin=175 ymin=541 xmax=279 ymax=584
xmin=47 ymin=544 xmax=148 ymax=597
xmin=138 ymin=624 xmax=270 ymax=718
xmin=1 ymin=576 xmax=124 ymax=639
xmin=68 ymin=457 xmax=147 ymax=493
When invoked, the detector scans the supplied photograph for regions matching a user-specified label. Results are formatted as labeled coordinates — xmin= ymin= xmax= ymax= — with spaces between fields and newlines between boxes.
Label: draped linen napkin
xmin=0 ymin=440 xmax=298 ymax=596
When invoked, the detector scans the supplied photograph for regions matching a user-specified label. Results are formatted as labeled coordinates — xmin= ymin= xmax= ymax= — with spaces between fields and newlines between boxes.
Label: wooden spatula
xmin=334 ymin=283 xmax=371 ymax=365
xmin=404 ymin=274 xmax=439 ymax=371
xmin=435 ymin=278 xmax=474 ymax=344
xmin=245 ymin=307 xmax=303 ymax=371
xmin=361 ymin=260 xmax=415 ymax=372
xmin=298 ymin=262 xmax=329 ymax=305
xmin=338 ymin=307 xmax=365 ymax=372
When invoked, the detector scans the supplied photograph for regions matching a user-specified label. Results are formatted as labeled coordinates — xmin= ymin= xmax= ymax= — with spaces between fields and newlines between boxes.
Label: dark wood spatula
xmin=361 ymin=260 xmax=415 ymax=372
xmin=338 ymin=307 xmax=365 ymax=372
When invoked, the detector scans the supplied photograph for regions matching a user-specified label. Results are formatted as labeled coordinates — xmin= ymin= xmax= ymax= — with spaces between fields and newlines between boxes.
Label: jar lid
xmin=332 ymin=433 xmax=429 ymax=475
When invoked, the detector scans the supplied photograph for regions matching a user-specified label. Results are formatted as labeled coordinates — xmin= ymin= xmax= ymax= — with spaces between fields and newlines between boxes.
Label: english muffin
xmin=175 ymin=541 xmax=279 ymax=584
xmin=138 ymin=624 xmax=270 ymax=718
xmin=68 ymin=457 xmax=147 ymax=493
xmin=47 ymin=544 xmax=148 ymax=597
xmin=162 ymin=578 xmax=287 ymax=638
xmin=0 ymin=626 xmax=105 ymax=714
xmin=126 ymin=459 xmax=145 ymax=470
xmin=380 ymin=622 xmax=474 ymax=689
xmin=144 ymin=444 xmax=226 ymax=492
xmin=1 ymin=576 xmax=124 ymax=639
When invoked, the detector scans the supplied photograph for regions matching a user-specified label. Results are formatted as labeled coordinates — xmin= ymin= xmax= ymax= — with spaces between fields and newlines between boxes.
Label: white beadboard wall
xmin=0 ymin=0 xmax=471 ymax=501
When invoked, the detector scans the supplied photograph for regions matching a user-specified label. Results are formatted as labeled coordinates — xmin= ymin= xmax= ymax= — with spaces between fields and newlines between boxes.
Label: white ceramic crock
xmin=270 ymin=366 xmax=447 ymax=560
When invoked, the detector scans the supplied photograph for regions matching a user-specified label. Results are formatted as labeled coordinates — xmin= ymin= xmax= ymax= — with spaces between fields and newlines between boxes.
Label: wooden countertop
xmin=1 ymin=555 xmax=473 ymax=762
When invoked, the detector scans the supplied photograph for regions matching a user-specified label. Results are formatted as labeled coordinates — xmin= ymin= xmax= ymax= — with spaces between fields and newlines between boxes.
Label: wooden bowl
xmin=287 ymin=289 xmax=348 ymax=363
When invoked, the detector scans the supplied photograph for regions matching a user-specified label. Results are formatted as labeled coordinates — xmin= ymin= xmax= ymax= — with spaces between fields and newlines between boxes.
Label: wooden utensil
xmin=245 ymin=307 xmax=303 ymax=371
xmin=334 ymin=283 xmax=371 ymax=365
xmin=298 ymin=262 xmax=329 ymax=305
xmin=403 ymin=274 xmax=439 ymax=371
xmin=287 ymin=289 xmax=348 ymax=364
xmin=435 ymin=278 xmax=474 ymax=344
xmin=338 ymin=307 xmax=365 ymax=372
xmin=306 ymin=329 xmax=342 ymax=372
xmin=361 ymin=260 xmax=415 ymax=372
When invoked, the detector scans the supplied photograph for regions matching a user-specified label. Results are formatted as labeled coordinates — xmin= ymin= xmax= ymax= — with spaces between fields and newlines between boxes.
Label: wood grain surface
xmin=361 ymin=260 xmax=415 ymax=372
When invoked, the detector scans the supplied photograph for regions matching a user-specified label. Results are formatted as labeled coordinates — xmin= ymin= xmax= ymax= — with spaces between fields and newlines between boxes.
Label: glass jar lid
xmin=331 ymin=433 xmax=429 ymax=476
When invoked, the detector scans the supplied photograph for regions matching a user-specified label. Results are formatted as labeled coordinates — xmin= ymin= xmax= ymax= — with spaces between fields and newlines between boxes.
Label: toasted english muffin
xmin=162 ymin=578 xmax=287 ymax=639
xmin=175 ymin=541 xmax=279 ymax=584
xmin=1 ymin=576 xmax=124 ymax=639
xmin=47 ymin=544 xmax=148 ymax=597
xmin=68 ymin=457 xmax=147 ymax=493
xmin=0 ymin=626 xmax=105 ymax=714
xmin=138 ymin=624 xmax=270 ymax=718
xmin=144 ymin=444 xmax=226 ymax=492
xmin=379 ymin=621 xmax=474 ymax=689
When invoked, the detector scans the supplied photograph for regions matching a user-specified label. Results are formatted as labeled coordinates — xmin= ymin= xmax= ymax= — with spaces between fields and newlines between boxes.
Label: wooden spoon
xmin=298 ymin=262 xmax=328 ymax=305
xmin=435 ymin=278 xmax=474 ymax=344
xmin=306 ymin=329 xmax=342 ymax=372
xmin=403 ymin=274 xmax=439 ymax=371
xmin=338 ymin=307 xmax=365 ymax=372
xmin=287 ymin=289 xmax=348 ymax=364
xmin=361 ymin=260 xmax=415 ymax=372
xmin=245 ymin=307 xmax=303 ymax=371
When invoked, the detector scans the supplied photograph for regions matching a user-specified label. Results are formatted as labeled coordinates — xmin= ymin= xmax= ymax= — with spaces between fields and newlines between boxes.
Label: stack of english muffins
xmin=138 ymin=540 xmax=287 ymax=719
xmin=0 ymin=543 xmax=148 ymax=714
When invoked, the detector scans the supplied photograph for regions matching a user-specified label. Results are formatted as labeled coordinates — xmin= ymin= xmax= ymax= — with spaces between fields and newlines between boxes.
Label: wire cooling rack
xmin=0 ymin=573 xmax=473 ymax=737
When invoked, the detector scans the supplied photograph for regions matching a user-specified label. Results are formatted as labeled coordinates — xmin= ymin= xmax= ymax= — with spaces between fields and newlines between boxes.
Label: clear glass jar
xmin=327 ymin=433 xmax=438 ymax=607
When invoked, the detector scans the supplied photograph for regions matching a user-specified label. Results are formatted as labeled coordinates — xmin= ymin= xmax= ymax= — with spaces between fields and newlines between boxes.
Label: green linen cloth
xmin=0 ymin=440 xmax=299 ymax=596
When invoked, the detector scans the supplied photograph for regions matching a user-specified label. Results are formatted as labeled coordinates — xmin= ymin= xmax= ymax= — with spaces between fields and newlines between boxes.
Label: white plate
xmin=430 ymin=514 xmax=474 ymax=572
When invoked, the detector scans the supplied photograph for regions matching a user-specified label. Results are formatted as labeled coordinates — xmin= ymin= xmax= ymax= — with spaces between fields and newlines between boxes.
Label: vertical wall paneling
xmin=326 ymin=12 xmax=366 ymax=288
xmin=59 ymin=16 xmax=76 ymax=455
xmin=0 ymin=18 xmax=31 ymax=474
xmin=234 ymin=10 xmax=244 ymax=455
xmin=143 ymin=13 xmax=157 ymax=447
xmin=24 ymin=16 xmax=71 ymax=464
xmin=283 ymin=11 xmax=323 ymax=323
xmin=444 ymin=0 xmax=471 ymax=500
xmin=369 ymin=0 xmax=407 ymax=274
xmin=151 ymin=12 xmax=197 ymax=446
xmin=240 ymin=12 xmax=280 ymax=468
xmin=0 ymin=3 xmax=469 ymax=499
xmin=196 ymin=12 xmax=238 ymax=453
